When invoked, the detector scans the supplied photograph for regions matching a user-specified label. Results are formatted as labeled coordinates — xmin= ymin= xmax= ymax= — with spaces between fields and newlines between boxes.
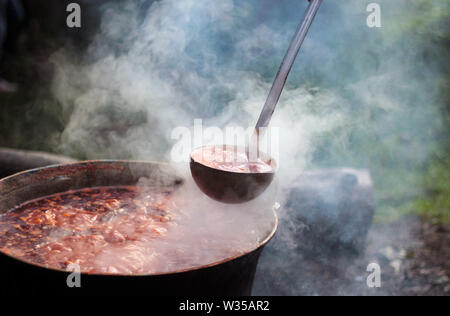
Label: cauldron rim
xmin=0 ymin=160 xmax=278 ymax=277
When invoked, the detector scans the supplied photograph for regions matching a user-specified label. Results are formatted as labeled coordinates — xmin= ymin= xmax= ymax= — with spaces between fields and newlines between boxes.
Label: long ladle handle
xmin=254 ymin=0 xmax=323 ymax=135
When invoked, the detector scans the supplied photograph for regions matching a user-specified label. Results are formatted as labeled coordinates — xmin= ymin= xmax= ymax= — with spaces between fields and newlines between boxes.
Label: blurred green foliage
xmin=368 ymin=0 xmax=449 ymax=223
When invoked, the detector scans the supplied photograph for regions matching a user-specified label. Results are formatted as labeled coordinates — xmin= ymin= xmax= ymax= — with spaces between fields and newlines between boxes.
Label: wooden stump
xmin=283 ymin=168 xmax=375 ymax=256
xmin=253 ymin=168 xmax=375 ymax=295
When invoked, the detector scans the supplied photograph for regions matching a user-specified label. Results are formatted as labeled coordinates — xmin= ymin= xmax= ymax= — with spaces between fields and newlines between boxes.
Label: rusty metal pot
xmin=0 ymin=161 xmax=277 ymax=295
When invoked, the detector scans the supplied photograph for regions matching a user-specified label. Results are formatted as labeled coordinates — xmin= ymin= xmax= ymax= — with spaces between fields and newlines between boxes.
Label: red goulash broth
xmin=192 ymin=146 xmax=274 ymax=173
xmin=0 ymin=186 xmax=256 ymax=275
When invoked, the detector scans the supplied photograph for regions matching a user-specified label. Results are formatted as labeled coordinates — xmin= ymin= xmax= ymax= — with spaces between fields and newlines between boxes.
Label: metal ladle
xmin=191 ymin=0 xmax=323 ymax=203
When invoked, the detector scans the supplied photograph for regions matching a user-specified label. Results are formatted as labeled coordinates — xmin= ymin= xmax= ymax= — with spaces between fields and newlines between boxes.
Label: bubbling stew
xmin=0 ymin=186 xmax=260 ymax=275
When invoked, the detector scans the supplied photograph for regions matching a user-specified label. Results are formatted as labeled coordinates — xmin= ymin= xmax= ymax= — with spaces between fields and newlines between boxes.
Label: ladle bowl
xmin=190 ymin=145 xmax=276 ymax=204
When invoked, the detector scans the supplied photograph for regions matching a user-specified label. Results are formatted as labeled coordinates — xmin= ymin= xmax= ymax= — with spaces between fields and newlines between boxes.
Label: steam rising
xmin=52 ymin=0 xmax=348 ymax=175
xmin=97 ymin=177 xmax=276 ymax=274
xmin=49 ymin=0 xmax=445 ymax=294
xmin=144 ymin=174 xmax=276 ymax=271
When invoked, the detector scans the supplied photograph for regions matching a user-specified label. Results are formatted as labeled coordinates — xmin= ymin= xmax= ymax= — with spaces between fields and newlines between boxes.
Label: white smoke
xmin=52 ymin=0 xmax=349 ymax=181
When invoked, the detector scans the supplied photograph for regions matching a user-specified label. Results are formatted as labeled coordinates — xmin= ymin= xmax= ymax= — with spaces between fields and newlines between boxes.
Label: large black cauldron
xmin=0 ymin=161 xmax=277 ymax=295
